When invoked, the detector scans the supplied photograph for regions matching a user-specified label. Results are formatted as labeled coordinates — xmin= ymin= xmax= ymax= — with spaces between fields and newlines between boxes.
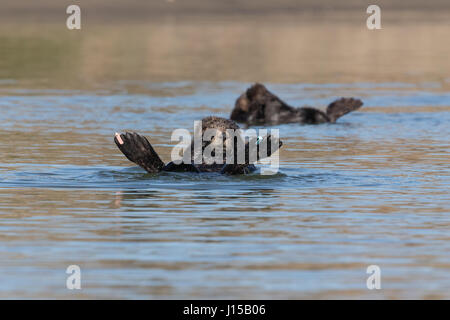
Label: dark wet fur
xmin=114 ymin=116 xmax=282 ymax=175
xmin=231 ymin=83 xmax=363 ymax=125
xmin=114 ymin=132 xmax=165 ymax=173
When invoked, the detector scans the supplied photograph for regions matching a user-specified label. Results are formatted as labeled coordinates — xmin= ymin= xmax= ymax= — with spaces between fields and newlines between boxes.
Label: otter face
xmin=201 ymin=124 xmax=245 ymax=164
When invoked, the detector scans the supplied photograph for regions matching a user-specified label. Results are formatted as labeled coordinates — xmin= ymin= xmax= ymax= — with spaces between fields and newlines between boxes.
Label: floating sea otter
xmin=114 ymin=116 xmax=282 ymax=175
xmin=231 ymin=83 xmax=363 ymax=125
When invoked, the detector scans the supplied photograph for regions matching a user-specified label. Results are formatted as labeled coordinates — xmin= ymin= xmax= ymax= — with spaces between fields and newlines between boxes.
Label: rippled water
xmin=1 ymin=81 xmax=449 ymax=299
xmin=1 ymin=15 xmax=450 ymax=299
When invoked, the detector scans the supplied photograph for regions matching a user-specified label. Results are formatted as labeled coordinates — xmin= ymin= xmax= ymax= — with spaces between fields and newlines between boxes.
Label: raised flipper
xmin=326 ymin=97 xmax=363 ymax=123
xmin=114 ymin=132 xmax=165 ymax=173
xmin=221 ymin=134 xmax=283 ymax=174
xmin=254 ymin=134 xmax=283 ymax=163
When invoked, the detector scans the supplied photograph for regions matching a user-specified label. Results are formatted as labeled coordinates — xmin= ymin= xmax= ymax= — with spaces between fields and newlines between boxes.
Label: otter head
xmin=199 ymin=116 xmax=242 ymax=163
xmin=230 ymin=93 xmax=251 ymax=123
xmin=231 ymin=83 xmax=269 ymax=124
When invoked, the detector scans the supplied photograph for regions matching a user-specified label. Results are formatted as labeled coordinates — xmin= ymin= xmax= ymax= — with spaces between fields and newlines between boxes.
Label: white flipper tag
xmin=115 ymin=132 xmax=124 ymax=145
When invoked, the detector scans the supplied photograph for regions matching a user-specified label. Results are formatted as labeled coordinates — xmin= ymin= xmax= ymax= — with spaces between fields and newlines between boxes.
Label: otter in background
xmin=114 ymin=116 xmax=282 ymax=175
xmin=231 ymin=83 xmax=363 ymax=125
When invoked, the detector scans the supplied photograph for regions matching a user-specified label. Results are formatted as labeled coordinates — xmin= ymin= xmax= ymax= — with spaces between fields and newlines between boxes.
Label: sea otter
xmin=231 ymin=83 xmax=363 ymax=125
xmin=114 ymin=116 xmax=282 ymax=175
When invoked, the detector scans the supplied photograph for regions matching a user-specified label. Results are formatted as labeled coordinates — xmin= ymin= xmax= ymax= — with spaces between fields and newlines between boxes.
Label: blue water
xmin=0 ymin=81 xmax=449 ymax=299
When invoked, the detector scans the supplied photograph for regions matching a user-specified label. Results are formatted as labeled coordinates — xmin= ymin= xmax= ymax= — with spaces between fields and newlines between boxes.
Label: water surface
xmin=0 ymin=18 xmax=449 ymax=299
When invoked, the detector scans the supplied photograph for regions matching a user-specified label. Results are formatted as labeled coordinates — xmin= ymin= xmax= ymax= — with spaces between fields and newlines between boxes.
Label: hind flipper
xmin=114 ymin=132 xmax=165 ymax=173
xmin=326 ymin=98 xmax=363 ymax=123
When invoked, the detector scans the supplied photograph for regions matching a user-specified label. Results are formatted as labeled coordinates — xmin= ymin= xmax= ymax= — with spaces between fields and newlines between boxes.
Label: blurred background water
xmin=0 ymin=0 xmax=449 ymax=299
